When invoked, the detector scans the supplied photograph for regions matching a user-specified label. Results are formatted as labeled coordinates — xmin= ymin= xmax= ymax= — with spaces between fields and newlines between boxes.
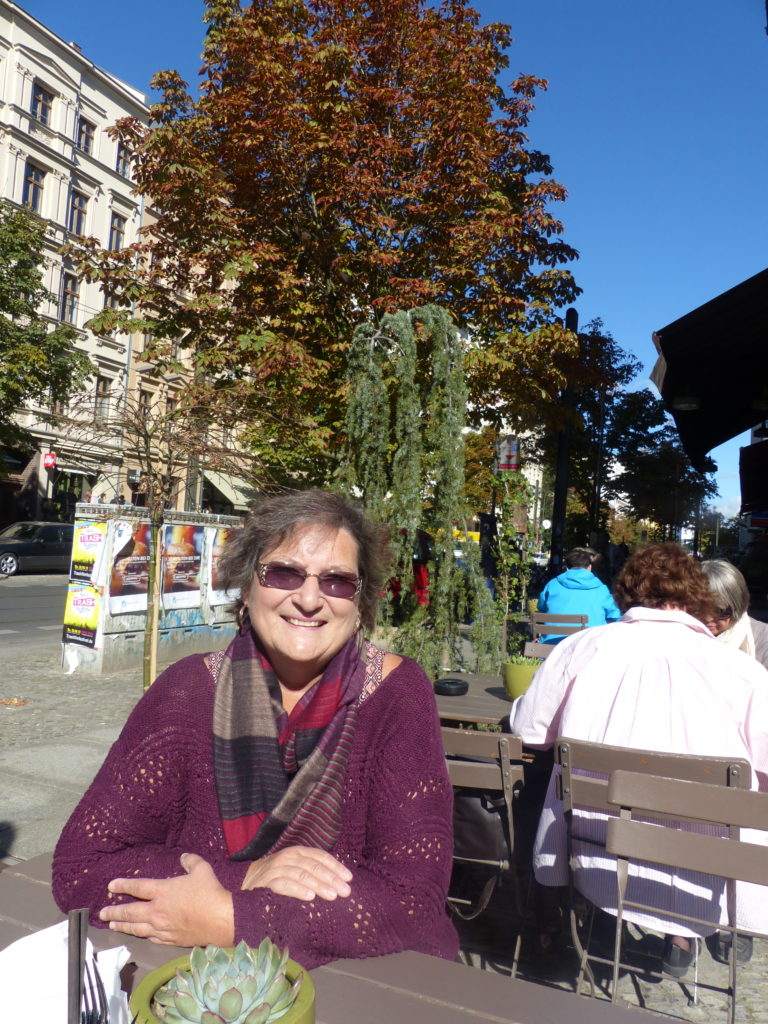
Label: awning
xmin=54 ymin=464 xmax=99 ymax=476
xmin=740 ymin=440 xmax=768 ymax=515
xmin=651 ymin=267 xmax=768 ymax=472
xmin=204 ymin=469 xmax=254 ymax=511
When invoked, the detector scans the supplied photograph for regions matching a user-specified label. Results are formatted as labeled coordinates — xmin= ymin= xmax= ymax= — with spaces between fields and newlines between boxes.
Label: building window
xmin=95 ymin=376 xmax=111 ymax=421
xmin=31 ymin=82 xmax=53 ymax=126
xmin=108 ymin=212 xmax=126 ymax=250
xmin=22 ymin=161 xmax=45 ymax=211
xmin=60 ymin=273 xmax=79 ymax=323
xmin=103 ymin=290 xmax=120 ymax=310
xmin=77 ymin=117 xmax=94 ymax=154
xmin=68 ymin=190 xmax=87 ymax=235
xmin=115 ymin=142 xmax=132 ymax=178
xmin=138 ymin=389 xmax=152 ymax=416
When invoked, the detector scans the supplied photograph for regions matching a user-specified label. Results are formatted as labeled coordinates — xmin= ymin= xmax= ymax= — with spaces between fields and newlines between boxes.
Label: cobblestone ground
xmin=455 ymin=883 xmax=768 ymax=1022
xmin=0 ymin=647 xmax=167 ymax=865
xmin=1 ymin=651 xmax=141 ymax=751
xmin=4 ymin=647 xmax=768 ymax=1020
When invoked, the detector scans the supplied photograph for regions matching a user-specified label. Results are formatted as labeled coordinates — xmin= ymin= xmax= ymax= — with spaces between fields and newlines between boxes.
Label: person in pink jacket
xmin=512 ymin=543 xmax=768 ymax=978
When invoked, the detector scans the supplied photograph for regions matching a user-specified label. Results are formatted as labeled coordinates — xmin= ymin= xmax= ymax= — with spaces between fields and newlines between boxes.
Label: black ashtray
xmin=434 ymin=677 xmax=469 ymax=696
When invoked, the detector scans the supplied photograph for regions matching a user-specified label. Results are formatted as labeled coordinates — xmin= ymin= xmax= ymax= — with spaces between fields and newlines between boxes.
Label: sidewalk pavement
xmin=3 ymin=643 xmax=768 ymax=1022
xmin=1 ymin=645 xmax=177 ymax=865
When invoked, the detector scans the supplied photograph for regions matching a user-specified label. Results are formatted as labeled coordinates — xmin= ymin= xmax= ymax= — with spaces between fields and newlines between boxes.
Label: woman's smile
xmin=244 ymin=524 xmax=360 ymax=689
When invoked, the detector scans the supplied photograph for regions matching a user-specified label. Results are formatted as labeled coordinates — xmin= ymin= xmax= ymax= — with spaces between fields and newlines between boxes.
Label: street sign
xmin=43 ymin=452 xmax=56 ymax=469
xmin=496 ymin=435 xmax=519 ymax=471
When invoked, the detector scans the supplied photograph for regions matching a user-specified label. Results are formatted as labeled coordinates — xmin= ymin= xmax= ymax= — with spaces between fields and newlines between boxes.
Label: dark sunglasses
xmin=256 ymin=561 xmax=361 ymax=600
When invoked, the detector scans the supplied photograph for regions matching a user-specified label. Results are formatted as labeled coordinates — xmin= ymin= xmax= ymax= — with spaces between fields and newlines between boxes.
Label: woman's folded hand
xmin=241 ymin=846 xmax=353 ymax=901
xmin=99 ymin=853 xmax=234 ymax=946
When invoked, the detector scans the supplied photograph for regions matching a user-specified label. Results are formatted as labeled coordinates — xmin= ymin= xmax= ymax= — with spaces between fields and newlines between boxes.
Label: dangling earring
xmin=237 ymin=605 xmax=250 ymax=632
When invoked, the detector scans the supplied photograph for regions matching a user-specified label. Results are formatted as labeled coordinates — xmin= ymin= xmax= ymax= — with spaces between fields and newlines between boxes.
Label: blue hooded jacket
xmin=537 ymin=567 xmax=621 ymax=641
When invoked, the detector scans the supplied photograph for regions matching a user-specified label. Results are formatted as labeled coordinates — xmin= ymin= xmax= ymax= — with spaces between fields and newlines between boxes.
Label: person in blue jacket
xmin=538 ymin=547 xmax=621 ymax=642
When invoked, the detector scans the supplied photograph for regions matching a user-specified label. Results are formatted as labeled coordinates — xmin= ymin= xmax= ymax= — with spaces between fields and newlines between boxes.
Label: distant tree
xmin=530 ymin=319 xmax=717 ymax=542
xmin=0 ymin=202 xmax=91 ymax=449
xmin=605 ymin=508 xmax=647 ymax=548
xmin=463 ymin=426 xmax=497 ymax=518
xmin=698 ymin=508 xmax=740 ymax=555
xmin=611 ymin=424 xmax=717 ymax=540
xmin=531 ymin=320 xmax=646 ymax=529
xmin=66 ymin=0 xmax=579 ymax=469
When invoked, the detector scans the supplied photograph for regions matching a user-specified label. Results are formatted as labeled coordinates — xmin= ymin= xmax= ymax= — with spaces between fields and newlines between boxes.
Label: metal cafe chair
xmin=522 ymin=640 xmax=557 ymax=659
xmin=530 ymin=612 xmax=588 ymax=641
xmin=441 ymin=727 xmax=525 ymax=975
xmin=607 ymin=771 xmax=768 ymax=1023
xmin=522 ymin=612 xmax=588 ymax=659
xmin=554 ymin=737 xmax=750 ymax=997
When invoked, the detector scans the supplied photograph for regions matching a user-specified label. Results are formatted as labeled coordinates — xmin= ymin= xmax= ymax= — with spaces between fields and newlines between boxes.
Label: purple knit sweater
xmin=52 ymin=653 xmax=459 ymax=967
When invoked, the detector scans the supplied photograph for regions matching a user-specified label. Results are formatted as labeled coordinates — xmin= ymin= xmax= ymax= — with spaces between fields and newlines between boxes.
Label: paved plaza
xmin=2 ymin=642 xmax=768 ymax=1021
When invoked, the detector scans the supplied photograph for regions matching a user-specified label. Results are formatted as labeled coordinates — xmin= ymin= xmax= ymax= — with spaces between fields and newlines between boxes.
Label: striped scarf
xmin=212 ymin=624 xmax=381 ymax=861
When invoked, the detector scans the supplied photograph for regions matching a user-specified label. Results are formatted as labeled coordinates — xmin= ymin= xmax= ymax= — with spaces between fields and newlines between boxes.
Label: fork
xmin=82 ymin=957 xmax=110 ymax=1024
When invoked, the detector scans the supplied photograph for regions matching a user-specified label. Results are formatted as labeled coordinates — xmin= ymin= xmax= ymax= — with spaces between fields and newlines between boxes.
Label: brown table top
xmin=0 ymin=853 xmax=652 ymax=1023
xmin=434 ymin=672 xmax=513 ymax=727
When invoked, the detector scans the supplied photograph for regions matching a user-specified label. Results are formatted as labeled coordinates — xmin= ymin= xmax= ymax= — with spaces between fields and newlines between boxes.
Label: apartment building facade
xmin=0 ymin=0 xmax=148 ymax=523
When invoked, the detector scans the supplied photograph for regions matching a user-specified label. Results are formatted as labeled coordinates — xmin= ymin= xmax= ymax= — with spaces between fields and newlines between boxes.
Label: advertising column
xmin=62 ymin=517 xmax=108 ymax=648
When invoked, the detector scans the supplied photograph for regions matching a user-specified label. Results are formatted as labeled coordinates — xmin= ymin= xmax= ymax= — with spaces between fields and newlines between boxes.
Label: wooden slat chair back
xmin=530 ymin=612 xmax=588 ymax=640
xmin=607 ymin=771 xmax=768 ymax=1022
xmin=553 ymin=737 xmax=750 ymax=997
xmin=441 ymin=727 xmax=525 ymax=974
xmin=522 ymin=640 xmax=556 ymax=660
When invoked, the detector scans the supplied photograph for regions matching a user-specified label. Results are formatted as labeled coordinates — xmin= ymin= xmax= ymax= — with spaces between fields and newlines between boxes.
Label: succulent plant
xmin=152 ymin=938 xmax=304 ymax=1024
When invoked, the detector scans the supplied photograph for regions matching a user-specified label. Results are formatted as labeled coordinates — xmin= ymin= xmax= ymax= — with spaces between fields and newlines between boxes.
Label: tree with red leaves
xmin=72 ymin=0 xmax=579 ymax=478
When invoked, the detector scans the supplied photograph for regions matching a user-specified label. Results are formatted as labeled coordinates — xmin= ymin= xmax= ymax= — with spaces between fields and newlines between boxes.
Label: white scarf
xmin=717 ymin=612 xmax=756 ymax=659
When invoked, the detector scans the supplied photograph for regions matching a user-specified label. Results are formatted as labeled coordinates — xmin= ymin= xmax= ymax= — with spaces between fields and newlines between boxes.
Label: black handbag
xmin=450 ymin=786 xmax=512 ymax=920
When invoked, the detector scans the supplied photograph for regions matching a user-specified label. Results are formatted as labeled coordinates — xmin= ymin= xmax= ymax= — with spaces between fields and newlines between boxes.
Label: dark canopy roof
xmin=651 ymin=267 xmax=768 ymax=473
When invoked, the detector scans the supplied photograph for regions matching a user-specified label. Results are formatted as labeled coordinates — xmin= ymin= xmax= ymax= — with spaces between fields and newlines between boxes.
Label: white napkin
xmin=0 ymin=920 xmax=131 ymax=1023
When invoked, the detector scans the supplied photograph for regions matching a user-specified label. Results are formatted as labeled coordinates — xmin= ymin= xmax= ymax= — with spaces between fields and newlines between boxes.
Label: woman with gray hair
xmin=701 ymin=559 xmax=768 ymax=670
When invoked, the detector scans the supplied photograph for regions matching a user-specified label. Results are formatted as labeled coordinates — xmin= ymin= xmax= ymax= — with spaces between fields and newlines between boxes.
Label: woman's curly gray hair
xmin=218 ymin=489 xmax=390 ymax=633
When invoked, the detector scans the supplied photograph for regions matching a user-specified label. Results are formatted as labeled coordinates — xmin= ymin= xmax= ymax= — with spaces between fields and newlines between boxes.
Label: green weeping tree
xmin=0 ymin=202 xmax=91 ymax=449
xmin=339 ymin=303 xmax=495 ymax=678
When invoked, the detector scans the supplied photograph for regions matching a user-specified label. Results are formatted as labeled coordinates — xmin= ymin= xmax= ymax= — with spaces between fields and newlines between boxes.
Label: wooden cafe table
xmin=434 ymin=672 xmax=513 ymax=727
xmin=0 ymin=854 xmax=654 ymax=1024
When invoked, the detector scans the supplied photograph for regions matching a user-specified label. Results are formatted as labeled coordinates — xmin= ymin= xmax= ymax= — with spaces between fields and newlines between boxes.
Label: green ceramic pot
xmin=129 ymin=950 xmax=315 ymax=1024
xmin=502 ymin=660 xmax=538 ymax=700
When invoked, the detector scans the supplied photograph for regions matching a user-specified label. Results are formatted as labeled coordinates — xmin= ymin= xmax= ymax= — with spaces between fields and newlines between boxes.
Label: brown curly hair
xmin=612 ymin=543 xmax=718 ymax=623
xmin=217 ymin=488 xmax=390 ymax=634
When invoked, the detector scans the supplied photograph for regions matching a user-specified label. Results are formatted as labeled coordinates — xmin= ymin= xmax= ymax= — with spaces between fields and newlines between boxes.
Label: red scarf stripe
xmin=222 ymin=812 xmax=267 ymax=851
xmin=272 ymin=717 xmax=356 ymax=851
xmin=287 ymin=678 xmax=344 ymax=729
xmin=213 ymin=628 xmax=375 ymax=860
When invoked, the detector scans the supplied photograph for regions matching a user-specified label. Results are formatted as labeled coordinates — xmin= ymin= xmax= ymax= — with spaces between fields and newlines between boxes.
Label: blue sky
xmin=21 ymin=0 xmax=768 ymax=516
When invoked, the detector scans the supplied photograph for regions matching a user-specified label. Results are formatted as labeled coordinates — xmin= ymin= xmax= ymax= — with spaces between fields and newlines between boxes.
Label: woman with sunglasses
xmin=53 ymin=490 xmax=458 ymax=967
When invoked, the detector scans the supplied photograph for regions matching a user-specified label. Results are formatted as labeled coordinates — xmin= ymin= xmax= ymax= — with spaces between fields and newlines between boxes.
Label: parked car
xmin=0 ymin=521 xmax=74 ymax=576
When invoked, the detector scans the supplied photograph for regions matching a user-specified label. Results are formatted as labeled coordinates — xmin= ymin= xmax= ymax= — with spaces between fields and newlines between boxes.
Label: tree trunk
xmin=142 ymin=515 xmax=162 ymax=690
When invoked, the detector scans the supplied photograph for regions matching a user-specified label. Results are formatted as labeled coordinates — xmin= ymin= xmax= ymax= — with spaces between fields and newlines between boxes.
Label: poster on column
xmin=207 ymin=526 xmax=240 ymax=606
xmin=62 ymin=583 xmax=100 ymax=647
xmin=69 ymin=520 xmax=108 ymax=584
xmin=162 ymin=524 xmax=204 ymax=609
xmin=108 ymin=521 xmax=152 ymax=615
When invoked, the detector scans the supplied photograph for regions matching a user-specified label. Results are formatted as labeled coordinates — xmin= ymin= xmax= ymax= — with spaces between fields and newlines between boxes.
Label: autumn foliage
xmin=71 ymin=0 xmax=579 ymax=470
